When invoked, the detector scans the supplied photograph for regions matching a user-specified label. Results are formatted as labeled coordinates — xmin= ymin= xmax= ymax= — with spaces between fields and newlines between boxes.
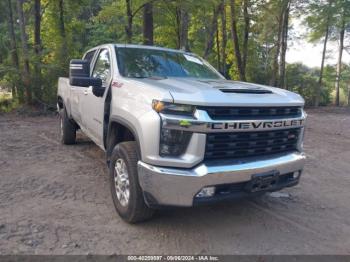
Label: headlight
xmin=153 ymin=100 xmax=194 ymax=157
xmin=159 ymin=129 xmax=192 ymax=157
xmin=152 ymin=100 xmax=195 ymax=116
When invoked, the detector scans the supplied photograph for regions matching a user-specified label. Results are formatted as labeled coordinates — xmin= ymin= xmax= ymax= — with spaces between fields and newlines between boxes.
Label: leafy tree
xmin=333 ymin=0 xmax=350 ymax=106
xmin=0 ymin=0 xmax=349 ymax=108
xmin=304 ymin=0 xmax=336 ymax=106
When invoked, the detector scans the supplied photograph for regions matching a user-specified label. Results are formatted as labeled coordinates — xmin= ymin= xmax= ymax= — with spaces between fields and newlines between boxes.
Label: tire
xmin=109 ymin=141 xmax=154 ymax=223
xmin=59 ymin=108 xmax=76 ymax=145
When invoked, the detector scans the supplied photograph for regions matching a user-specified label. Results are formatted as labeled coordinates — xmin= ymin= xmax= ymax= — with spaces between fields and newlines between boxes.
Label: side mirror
xmin=70 ymin=76 xmax=102 ymax=88
xmin=69 ymin=59 xmax=105 ymax=97
xmin=69 ymin=59 xmax=102 ymax=88
xmin=92 ymin=85 xmax=105 ymax=97
xmin=69 ymin=59 xmax=89 ymax=86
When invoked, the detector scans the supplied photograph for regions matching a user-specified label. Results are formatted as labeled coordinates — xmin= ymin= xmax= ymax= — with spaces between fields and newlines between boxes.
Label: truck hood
xmin=133 ymin=78 xmax=305 ymax=107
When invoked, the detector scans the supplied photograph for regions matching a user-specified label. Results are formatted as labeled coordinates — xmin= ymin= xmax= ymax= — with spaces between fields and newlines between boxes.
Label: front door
xmin=70 ymin=50 xmax=97 ymax=126
xmin=81 ymin=48 xmax=112 ymax=148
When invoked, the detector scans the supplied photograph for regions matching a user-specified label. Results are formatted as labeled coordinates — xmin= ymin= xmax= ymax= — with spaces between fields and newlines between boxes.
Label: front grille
xmin=205 ymin=128 xmax=300 ymax=160
xmin=198 ymin=106 xmax=302 ymax=120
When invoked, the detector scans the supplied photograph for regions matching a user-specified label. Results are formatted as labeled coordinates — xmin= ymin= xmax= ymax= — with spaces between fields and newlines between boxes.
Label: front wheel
xmin=109 ymin=141 xmax=154 ymax=223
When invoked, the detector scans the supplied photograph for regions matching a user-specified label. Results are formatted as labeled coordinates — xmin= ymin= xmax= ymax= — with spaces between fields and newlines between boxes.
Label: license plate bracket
xmin=245 ymin=170 xmax=279 ymax=193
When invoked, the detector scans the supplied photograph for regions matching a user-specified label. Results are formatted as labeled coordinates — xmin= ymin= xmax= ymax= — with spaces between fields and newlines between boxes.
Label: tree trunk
xmin=278 ymin=1 xmax=290 ymax=89
xmin=6 ymin=0 xmax=21 ymax=100
xmin=203 ymin=3 xmax=222 ymax=59
xmin=34 ymin=0 xmax=42 ymax=100
xmin=229 ymin=0 xmax=246 ymax=81
xmin=34 ymin=0 xmax=41 ymax=55
xmin=335 ymin=18 xmax=345 ymax=106
xmin=58 ymin=0 xmax=68 ymax=75
xmin=270 ymin=4 xmax=284 ymax=87
xmin=315 ymin=9 xmax=331 ymax=107
xmin=58 ymin=0 xmax=65 ymax=38
xmin=143 ymin=2 xmax=153 ymax=45
xmin=125 ymin=0 xmax=133 ymax=43
xmin=175 ymin=7 xmax=181 ymax=48
xmin=17 ymin=0 xmax=32 ymax=104
xmin=216 ymin=17 xmax=220 ymax=70
xmin=242 ymin=0 xmax=249 ymax=73
xmin=7 ymin=0 xmax=19 ymax=71
xmin=220 ymin=0 xmax=227 ymax=77
xmin=179 ymin=8 xmax=190 ymax=51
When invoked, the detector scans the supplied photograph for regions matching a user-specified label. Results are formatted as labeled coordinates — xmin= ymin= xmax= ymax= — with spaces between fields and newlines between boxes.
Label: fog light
xmin=196 ymin=187 xmax=216 ymax=198
xmin=293 ymin=171 xmax=302 ymax=179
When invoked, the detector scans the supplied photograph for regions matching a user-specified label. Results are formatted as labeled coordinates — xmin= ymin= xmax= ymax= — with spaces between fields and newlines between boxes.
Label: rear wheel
xmin=109 ymin=141 xmax=154 ymax=223
xmin=59 ymin=108 xmax=76 ymax=145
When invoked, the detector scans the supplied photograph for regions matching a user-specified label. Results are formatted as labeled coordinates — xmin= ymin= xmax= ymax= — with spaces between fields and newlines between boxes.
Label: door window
xmin=83 ymin=50 xmax=96 ymax=65
xmin=92 ymin=49 xmax=111 ymax=86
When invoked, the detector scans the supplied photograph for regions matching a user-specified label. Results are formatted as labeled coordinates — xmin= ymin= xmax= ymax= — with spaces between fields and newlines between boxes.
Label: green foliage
xmin=0 ymin=0 xmax=349 ymax=107
xmin=0 ymin=91 xmax=18 ymax=113
xmin=286 ymin=63 xmax=350 ymax=106
xmin=325 ymin=64 xmax=350 ymax=105
xmin=286 ymin=63 xmax=321 ymax=106
xmin=304 ymin=0 xmax=337 ymax=43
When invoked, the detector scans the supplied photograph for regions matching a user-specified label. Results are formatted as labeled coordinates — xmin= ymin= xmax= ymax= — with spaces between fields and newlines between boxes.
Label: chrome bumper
xmin=138 ymin=152 xmax=306 ymax=207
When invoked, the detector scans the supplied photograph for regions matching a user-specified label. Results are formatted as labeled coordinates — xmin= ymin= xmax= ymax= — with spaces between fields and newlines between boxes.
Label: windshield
xmin=116 ymin=47 xmax=223 ymax=79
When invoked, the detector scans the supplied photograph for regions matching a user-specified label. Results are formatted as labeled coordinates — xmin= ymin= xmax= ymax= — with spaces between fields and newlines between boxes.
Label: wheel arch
xmin=57 ymin=95 xmax=79 ymax=130
xmin=57 ymin=95 xmax=64 ymax=110
xmin=57 ymin=95 xmax=72 ymax=118
xmin=106 ymin=117 xmax=142 ymax=165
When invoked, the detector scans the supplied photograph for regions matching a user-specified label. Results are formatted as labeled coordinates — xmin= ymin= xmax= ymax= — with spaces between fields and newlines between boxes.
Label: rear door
xmin=70 ymin=50 xmax=96 ymax=126
xmin=81 ymin=48 xmax=112 ymax=148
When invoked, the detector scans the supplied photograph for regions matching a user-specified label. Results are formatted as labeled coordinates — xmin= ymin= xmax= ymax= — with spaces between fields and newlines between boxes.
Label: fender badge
xmin=112 ymin=81 xmax=123 ymax=88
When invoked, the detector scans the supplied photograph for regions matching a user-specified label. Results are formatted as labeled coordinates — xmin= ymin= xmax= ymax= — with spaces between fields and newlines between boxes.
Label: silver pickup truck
xmin=57 ymin=44 xmax=306 ymax=223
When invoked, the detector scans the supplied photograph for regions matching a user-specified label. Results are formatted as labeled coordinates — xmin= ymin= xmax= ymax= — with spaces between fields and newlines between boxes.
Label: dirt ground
xmin=0 ymin=107 xmax=350 ymax=255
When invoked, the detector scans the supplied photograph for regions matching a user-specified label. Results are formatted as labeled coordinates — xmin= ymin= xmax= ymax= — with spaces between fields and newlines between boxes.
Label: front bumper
xmin=138 ymin=152 xmax=306 ymax=207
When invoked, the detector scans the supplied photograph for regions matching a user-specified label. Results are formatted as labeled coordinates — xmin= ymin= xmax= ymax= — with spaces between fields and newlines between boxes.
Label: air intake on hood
xmin=219 ymin=88 xmax=272 ymax=94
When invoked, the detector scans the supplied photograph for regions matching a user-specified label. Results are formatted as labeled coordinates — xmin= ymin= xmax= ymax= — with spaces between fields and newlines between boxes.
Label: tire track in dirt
xmin=1 ymin=109 xmax=350 ymax=254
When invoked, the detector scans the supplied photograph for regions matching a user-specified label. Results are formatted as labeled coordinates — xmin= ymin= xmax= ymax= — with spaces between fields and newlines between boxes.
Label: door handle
xmin=84 ymin=90 xmax=88 ymax=95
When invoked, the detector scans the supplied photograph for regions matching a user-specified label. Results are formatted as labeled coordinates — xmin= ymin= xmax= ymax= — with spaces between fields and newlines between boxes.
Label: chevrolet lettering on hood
xmin=209 ymin=119 xmax=305 ymax=131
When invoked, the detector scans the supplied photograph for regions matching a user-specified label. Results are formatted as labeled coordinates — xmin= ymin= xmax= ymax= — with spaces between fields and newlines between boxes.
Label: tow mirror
xmin=69 ymin=59 xmax=102 ymax=89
